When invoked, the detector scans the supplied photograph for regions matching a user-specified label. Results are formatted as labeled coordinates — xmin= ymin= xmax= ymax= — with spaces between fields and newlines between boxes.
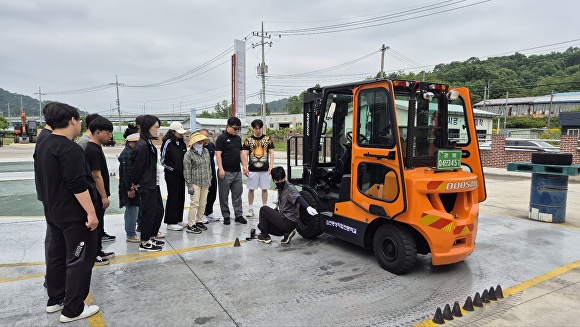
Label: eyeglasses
xmin=229 ymin=125 xmax=241 ymax=131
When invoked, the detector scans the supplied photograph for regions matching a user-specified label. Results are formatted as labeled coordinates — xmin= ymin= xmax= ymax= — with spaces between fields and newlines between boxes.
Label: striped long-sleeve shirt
xmin=183 ymin=147 xmax=212 ymax=188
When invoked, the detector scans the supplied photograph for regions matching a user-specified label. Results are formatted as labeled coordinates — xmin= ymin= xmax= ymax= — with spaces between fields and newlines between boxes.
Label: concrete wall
xmin=480 ymin=134 xmax=580 ymax=167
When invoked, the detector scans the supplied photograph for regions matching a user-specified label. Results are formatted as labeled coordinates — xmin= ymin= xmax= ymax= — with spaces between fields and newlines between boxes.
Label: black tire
xmin=531 ymin=152 xmax=573 ymax=165
xmin=373 ymin=224 xmax=417 ymax=274
xmin=296 ymin=190 xmax=323 ymax=239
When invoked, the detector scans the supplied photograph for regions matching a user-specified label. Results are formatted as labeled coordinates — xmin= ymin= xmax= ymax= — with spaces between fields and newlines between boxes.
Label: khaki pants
xmin=188 ymin=184 xmax=209 ymax=226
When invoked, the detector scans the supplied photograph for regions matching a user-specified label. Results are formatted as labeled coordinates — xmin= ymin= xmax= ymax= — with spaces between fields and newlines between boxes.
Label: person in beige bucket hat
xmin=183 ymin=132 xmax=212 ymax=234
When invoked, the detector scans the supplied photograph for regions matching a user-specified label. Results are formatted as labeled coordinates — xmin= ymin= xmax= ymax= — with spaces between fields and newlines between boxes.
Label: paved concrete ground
xmin=1 ymin=143 xmax=580 ymax=326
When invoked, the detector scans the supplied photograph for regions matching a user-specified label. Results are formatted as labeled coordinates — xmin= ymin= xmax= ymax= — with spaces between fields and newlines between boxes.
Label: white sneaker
xmin=156 ymin=232 xmax=166 ymax=238
xmin=201 ymin=216 xmax=209 ymax=224
xmin=245 ymin=208 xmax=254 ymax=217
xmin=167 ymin=224 xmax=184 ymax=231
xmin=206 ymin=214 xmax=220 ymax=222
xmin=177 ymin=222 xmax=188 ymax=227
xmin=60 ymin=304 xmax=99 ymax=323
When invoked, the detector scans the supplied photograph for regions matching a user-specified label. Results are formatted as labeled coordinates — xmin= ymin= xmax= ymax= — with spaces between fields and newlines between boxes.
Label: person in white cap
xmin=118 ymin=125 xmax=141 ymax=243
xmin=161 ymin=121 xmax=188 ymax=231
xmin=183 ymin=132 xmax=212 ymax=234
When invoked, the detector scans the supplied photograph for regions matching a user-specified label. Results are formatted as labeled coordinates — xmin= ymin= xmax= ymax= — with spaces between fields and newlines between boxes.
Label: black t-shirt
xmin=215 ymin=132 xmax=242 ymax=172
xmin=84 ymin=141 xmax=110 ymax=197
xmin=34 ymin=134 xmax=97 ymax=223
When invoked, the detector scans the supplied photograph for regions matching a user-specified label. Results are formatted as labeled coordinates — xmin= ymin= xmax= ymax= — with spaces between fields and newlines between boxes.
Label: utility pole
xmin=34 ymin=87 xmax=46 ymax=124
xmin=110 ymin=75 xmax=123 ymax=132
xmin=547 ymin=91 xmax=554 ymax=130
xmin=380 ymin=44 xmax=389 ymax=78
xmin=253 ymin=22 xmax=271 ymax=124
xmin=503 ymin=92 xmax=509 ymax=130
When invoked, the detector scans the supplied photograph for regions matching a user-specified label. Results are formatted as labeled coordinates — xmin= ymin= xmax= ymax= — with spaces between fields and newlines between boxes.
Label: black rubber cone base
xmin=233 ymin=237 xmax=241 ymax=247
xmin=482 ymin=289 xmax=490 ymax=303
xmin=489 ymin=286 xmax=497 ymax=301
xmin=452 ymin=301 xmax=463 ymax=317
xmin=432 ymin=307 xmax=445 ymax=324
xmin=463 ymin=296 xmax=474 ymax=311
xmin=473 ymin=292 xmax=483 ymax=307
xmin=496 ymin=285 xmax=504 ymax=298
xmin=442 ymin=304 xmax=454 ymax=320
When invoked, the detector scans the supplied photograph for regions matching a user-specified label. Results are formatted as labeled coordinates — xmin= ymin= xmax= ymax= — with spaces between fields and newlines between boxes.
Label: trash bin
xmin=529 ymin=173 xmax=568 ymax=223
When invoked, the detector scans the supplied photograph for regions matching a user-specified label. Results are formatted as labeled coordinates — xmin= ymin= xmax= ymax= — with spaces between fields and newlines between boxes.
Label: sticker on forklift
xmin=436 ymin=149 xmax=462 ymax=171
xmin=326 ymin=220 xmax=358 ymax=235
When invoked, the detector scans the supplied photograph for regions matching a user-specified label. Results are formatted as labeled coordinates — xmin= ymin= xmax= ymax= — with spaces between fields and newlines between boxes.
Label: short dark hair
xmin=251 ymin=119 xmax=263 ymax=129
xmin=271 ymin=166 xmax=286 ymax=181
xmin=88 ymin=116 xmax=113 ymax=134
xmin=42 ymin=102 xmax=59 ymax=126
xmin=123 ymin=124 xmax=139 ymax=139
xmin=227 ymin=116 xmax=241 ymax=127
xmin=85 ymin=114 xmax=101 ymax=130
xmin=135 ymin=115 xmax=145 ymax=127
xmin=44 ymin=102 xmax=80 ymax=129
xmin=140 ymin=115 xmax=161 ymax=139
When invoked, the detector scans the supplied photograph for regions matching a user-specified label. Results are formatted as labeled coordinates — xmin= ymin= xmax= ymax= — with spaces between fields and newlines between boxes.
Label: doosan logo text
xmin=445 ymin=180 xmax=478 ymax=190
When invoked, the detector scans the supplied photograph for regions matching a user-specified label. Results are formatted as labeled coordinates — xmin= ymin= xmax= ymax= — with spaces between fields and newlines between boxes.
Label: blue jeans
xmin=124 ymin=205 xmax=139 ymax=238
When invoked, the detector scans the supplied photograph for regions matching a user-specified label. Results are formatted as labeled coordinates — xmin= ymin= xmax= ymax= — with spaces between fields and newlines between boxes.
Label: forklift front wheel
xmin=296 ymin=190 xmax=323 ymax=239
xmin=373 ymin=223 xmax=417 ymax=274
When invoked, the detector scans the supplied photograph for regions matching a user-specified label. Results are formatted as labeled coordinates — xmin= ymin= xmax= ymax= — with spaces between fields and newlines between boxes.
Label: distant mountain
xmin=0 ymin=88 xmax=42 ymax=117
xmin=246 ymin=98 xmax=288 ymax=115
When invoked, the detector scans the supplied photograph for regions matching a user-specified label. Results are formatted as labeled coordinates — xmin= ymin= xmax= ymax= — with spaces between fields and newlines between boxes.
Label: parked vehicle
xmin=479 ymin=139 xmax=559 ymax=152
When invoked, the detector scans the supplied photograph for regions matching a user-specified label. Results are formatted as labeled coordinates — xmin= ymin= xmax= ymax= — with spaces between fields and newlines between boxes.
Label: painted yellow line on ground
xmin=85 ymin=293 xmax=106 ymax=327
xmin=413 ymin=259 xmax=580 ymax=327
xmin=0 ymin=240 xmax=240 ymax=284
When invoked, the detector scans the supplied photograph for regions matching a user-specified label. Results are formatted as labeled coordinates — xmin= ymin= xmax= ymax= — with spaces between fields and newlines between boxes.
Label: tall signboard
xmin=232 ymin=39 xmax=246 ymax=120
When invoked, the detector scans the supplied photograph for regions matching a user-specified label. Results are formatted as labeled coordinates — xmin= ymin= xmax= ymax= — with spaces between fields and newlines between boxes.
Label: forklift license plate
xmin=436 ymin=149 xmax=462 ymax=171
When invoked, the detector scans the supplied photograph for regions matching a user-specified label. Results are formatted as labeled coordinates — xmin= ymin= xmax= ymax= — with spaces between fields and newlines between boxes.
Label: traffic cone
xmin=482 ymin=289 xmax=490 ymax=303
xmin=233 ymin=237 xmax=241 ymax=247
xmin=496 ymin=285 xmax=504 ymax=298
xmin=489 ymin=286 xmax=497 ymax=301
xmin=432 ymin=307 xmax=445 ymax=324
xmin=462 ymin=296 xmax=474 ymax=311
xmin=452 ymin=301 xmax=463 ymax=317
xmin=473 ymin=292 xmax=483 ymax=307
xmin=442 ymin=304 xmax=453 ymax=320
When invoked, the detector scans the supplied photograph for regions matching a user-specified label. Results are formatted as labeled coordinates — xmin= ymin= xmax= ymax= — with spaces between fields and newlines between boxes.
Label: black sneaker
xmin=257 ymin=234 xmax=272 ymax=244
xmin=139 ymin=241 xmax=162 ymax=252
xmin=98 ymin=251 xmax=115 ymax=260
xmin=151 ymin=238 xmax=165 ymax=246
xmin=95 ymin=256 xmax=110 ymax=265
xmin=136 ymin=224 xmax=141 ymax=232
xmin=234 ymin=216 xmax=247 ymax=224
xmin=281 ymin=229 xmax=297 ymax=244
xmin=195 ymin=222 xmax=208 ymax=231
xmin=223 ymin=218 xmax=231 ymax=225
xmin=186 ymin=225 xmax=202 ymax=234
xmin=102 ymin=233 xmax=116 ymax=243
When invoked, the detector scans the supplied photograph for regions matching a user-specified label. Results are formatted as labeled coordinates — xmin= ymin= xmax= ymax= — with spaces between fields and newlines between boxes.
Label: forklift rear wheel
xmin=296 ymin=190 xmax=323 ymax=239
xmin=373 ymin=224 xmax=417 ymax=274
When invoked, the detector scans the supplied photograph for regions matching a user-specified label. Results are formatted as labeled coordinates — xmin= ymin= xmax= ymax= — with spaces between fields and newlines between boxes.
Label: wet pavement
xmin=1 ymin=143 xmax=580 ymax=326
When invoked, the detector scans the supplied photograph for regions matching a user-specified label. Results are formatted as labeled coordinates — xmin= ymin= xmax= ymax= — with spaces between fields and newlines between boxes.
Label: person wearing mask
xmin=183 ymin=132 xmax=212 ymax=234
xmin=83 ymin=116 xmax=115 ymax=265
xmin=34 ymin=102 xmax=100 ymax=322
xmin=131 ymin=115 xmax=165 ymax=252
xmin=241 ymin=119 xmax=275 ymax=218
xmin=160 ymin=122 xmax=187 ymax=231
xmin=199 ymin=129 xmax=219 ymax=223
xmin=118 ymin=125 xmax=141 ymax=243
xmin=256 ymin=166 xmax=318 ymax=245
xmin=215 ymin=117 xmax=246 ymax=225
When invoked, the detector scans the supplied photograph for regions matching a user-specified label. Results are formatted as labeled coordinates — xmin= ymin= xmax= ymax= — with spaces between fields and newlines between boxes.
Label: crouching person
xmin=257 ymin=166 xmax=318 ymax=244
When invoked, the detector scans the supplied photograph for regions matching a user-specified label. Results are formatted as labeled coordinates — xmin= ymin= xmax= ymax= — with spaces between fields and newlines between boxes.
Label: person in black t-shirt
xmin=34 ymin=102 xmax=100 ymax=322
xmin=215 ymin=117 xmax=246 ymax=225
xmin=84 ymin=116 xmax=115 ymax=265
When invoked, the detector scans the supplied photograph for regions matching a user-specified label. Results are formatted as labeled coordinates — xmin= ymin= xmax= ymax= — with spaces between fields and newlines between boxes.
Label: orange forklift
xmin=287 ymin=79 xmax=486 ymax=274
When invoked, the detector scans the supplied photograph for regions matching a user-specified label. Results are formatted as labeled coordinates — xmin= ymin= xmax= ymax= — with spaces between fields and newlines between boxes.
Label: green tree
xmin=198 ymin=110 xmax=214 ymax=118
xmin=214 ymin=100 xmax=231 ymax=118
xmin=284 ymin=95 xmax=303 ymax=114
xmin=0 ymin=116 xmax=8 ymax=129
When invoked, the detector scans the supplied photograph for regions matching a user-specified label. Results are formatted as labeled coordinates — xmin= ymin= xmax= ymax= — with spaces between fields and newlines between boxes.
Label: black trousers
xmin=257 ymin=206 xmax=296 ymax=236
xmin=140 ymin=187 xmax=164 ymax=241
xmin=164 ymin=173 xmax=185 ymax=224
xmin=204 ymin=168 xmax=217 ymax=216
xmin=95 ymin=200 xmax=105 ymax=254
xmin=45 ymin=220 xmax=98 ymax=318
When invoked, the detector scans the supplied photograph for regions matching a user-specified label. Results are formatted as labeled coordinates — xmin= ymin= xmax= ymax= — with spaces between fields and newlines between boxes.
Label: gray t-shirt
xmin=77 ymin=134 xmax=91 ymax=150
xmin=277 ymin=182 xmax=301 ymax=222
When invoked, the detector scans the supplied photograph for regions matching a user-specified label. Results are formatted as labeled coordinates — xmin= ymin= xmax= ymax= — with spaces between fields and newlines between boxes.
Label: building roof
xmin=533 ymin=92 xmax=580 ymax=104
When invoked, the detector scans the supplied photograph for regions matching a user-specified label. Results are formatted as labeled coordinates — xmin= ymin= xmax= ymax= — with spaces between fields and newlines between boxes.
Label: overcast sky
xmin=1 ymin=0 xmax=579 ymax=118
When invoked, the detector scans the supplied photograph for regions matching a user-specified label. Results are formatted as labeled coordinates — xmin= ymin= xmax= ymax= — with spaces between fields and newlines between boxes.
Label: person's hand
xmin=306 ymin=206 xmax=318 ymax=216
xmin=188 ymin=187 xmax=194 ymax=195
xmin=243 ymin=167 xmax=250 ymax=177
xmin=102 ymin=197 xmax=110 ymax=209
xmin=218 ymin=168 xmax=225 ymax=179
xmin=86 ymin=212 xmax=98 ymax=231
xmin=128 ymin=190 xmax=136 ymax=198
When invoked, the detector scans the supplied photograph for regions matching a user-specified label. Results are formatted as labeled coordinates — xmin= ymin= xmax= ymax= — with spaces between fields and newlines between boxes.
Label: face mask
xmin=193 ymin=143 xmax=203 ymax=154
xmin=275 ymin=181 xmax=285 ymax=190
